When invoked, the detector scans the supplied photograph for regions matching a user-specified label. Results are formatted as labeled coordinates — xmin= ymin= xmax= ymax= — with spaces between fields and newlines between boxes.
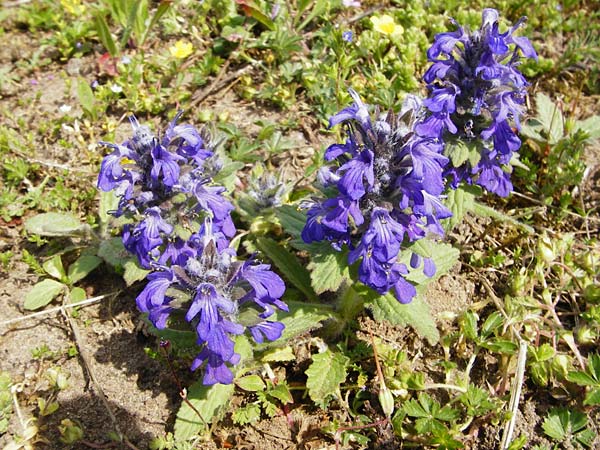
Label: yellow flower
xmin=169 ymin=40 xmax=194 ymax=59
xmin=120 ymin=157 xmax=135 ymax=166
xmin=370 ymin=15 xmax=403 ymax=36
xmin=61 ymin=0 xmax=85 ymax=16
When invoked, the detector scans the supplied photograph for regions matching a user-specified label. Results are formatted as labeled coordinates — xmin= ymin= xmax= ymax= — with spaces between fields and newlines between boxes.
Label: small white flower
xmin=59 ymin=104 xmax=72 ymax=114
xmin=110 ymin=84 xmax=123 ymax=93
xmin=120 ymin=56 xmax=131 ymax=65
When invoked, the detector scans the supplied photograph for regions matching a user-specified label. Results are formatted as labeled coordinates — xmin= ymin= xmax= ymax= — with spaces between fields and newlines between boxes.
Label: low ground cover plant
xmin=1 ymin=0 xmax=599 ymax=449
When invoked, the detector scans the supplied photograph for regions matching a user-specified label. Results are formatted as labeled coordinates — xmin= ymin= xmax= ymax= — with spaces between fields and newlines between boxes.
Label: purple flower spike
xmin=97 ymin=113 xmax=234 ymax=267
xmin=302 ymin=90 xmax=450 ymax=303
xmin=420 ymin=8 xmax=535 ymax=196
xmin=136 ymin=233 xmax=287 ymax=385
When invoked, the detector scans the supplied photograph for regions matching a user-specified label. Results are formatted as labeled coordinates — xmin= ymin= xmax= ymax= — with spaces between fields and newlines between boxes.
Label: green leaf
xmin=436 ymin=405 xmax=460 ymax=421
xmin=238 ymin=0 xmax=275 ymax=30
xmin=307 ymin=249 xmax=350 ymax=294
xmin=24 ymin=279 xmax=66 ymax=310
xmin=481 ymin=339 xmax=518 ymax=354
xmin=444 ymin=185 xmax=479 ymax=230
xmin=236 ymin=375 xmax=265 ymax=392
xmin=297 ymin=0 xmax=328 ymax=30
xmin=97 ymin=237 xmax=129 ymax=268
xmin=460 ymin=311 xmax=479 ymax=341
xmin=589 ymin=354 xmax=600 ymax=380
xmin=232 ymin=403 xmax=261 ymax=425
xmin=275 ymin=204 xmax=306 ymax=242
xmin=472 ymin=202 xmax=534 ymax=234
xmin=254 ymin=301 xmax=332 ymax=351
xmin=132 ymin=0 xmax=148 ymax=44
xmin=254 ymin=237 xmax=319 ymax=302
xmin=119 ymin=0 xmax=141 ymax=49
xmin=566 ymin=371 xmax=598 ymax=386
xmin=480 ymin=311 xmax=503 ymax=339
xmin=123 ymin=260 xmax=150 ymax=286
xmin=68 ymin=287 xmax=87 ymax=304
xmin=535 ymin=93 xmax=565 ymax=144
xmin=403 ymin=241 xmax=460 ymax=285
xmin=140 ymin=0 xmax=171 ymax=45
xmin=542 ymin=411 xmax=566 ymax=441
xmin=574 ymin=115 xmax=600 ymax=141
xmin=234 ymin=335 xmax=254 ymax=365
xmin=212 ymin=158 xmax=243 ymax=192
xmin=445 ymin=140 xmax=471 ymax=167
xmin=584 ymin=388 xmax=600 ymax=406
xmin=143 ymin=316 xmax=197 ymax=349
xmin=93 ymin=15 xmax=118 ymax=56
xmin=67 ymin=255 xmax=102 ymax=284
xmin=532 ymin=343 xmax=556 ymax=362
xmin=25 ymin=212 xmax=88 ymax=237
xmin=403 ymin=398 xmax=429 ymax=418
xmin=368 ymin=293 xmax=440 ymax=345
xmin=98 ymin=190 xmax=119 ymax=234
xmin=174 ymin=381 xmax=234 ymax=440
xmin=76 ymin=77 xmax=97 ymax=120
xmin=260 ymin=346 xmax=296 ymax=362
xmin=267 ymin=382 xmax=293 ymax=404
xmin=305 ymin=349 xmax=349 ymax=408
xmin=569 ymin=410 xmax=588 ymax=434
xmin=576 ymin=428 xmax=595 ymax=448
xmin=43 ymin=255 xmax=66 ymax=282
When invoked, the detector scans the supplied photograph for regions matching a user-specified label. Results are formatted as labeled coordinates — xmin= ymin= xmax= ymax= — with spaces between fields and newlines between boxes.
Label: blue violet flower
xmin=302 ymin=90 xmax=451 ymax=303
xmin=136 ymin=229 xmax=287 ymax=385
xmin=420 ymin=8 xmax=536 ymax=196
xmin=97 ymin=113 xmax=235 ymax=268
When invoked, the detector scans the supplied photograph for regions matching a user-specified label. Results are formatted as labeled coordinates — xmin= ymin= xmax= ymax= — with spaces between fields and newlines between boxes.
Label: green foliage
xmin=0 ymin=372 xmax=12 ymax=434
xmin=24 ymin=279 xmax=66 ymax=310
xmin=519 ymin=93 xmax=600 ymax=209
xmin=567 ymin=354 xmax=600 ymax=406
xmin=542 ymin=408 xmax=594 ymax=448
xmin=307 ymin=248 xmax=350 ymax=294
xmin=232 ymin=376 xmax=292 ymax=425
xmin=23 ymin=251 xmax=102 ymax=310
xmin=76 ymin=77 xmax=98 ymax=120
xmin=254 ymin=236 xmax=319 ymax=302
xmin=174 ymin=382 xmax=234 ymax=440
xmin=93 ymin=0 xmax=172 ymax=55
xmin=459 ymin=311 xmax=518 ymax=355
xmin=305 ymin=348 xmax=349 ymax=408
xmin=403 ymin=393 xmax=460 ymax=434
xmin=253 ymin=301 xmax=332 ymax=351
xmin=369 ymin=293 xmax=440 ymax=345
xmin=24 ymin=212 xmax=90 ymax=238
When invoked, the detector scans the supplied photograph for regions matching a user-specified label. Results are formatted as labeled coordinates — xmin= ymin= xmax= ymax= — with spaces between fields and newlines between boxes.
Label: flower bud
xmin=378 ymin=384 xmax=395 ymax=418
xmin=576 ymin=326 xmax=596 ymax=345
xmin=551 ymin=354 xmax=569 ymax=379
xmin=537 ymin=235 xmax=555 ymax=264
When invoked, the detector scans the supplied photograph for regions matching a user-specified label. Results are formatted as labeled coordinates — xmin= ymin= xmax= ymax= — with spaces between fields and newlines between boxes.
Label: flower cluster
xmin=98 ymin=112 xmax=234 ymax=268
xmin=302 ymin=90 xmax=451 ymax=303
xmin=136 ymin=230 xmax=287 ymax=385
xmin=419 ymin=8 xmax=536 ymax=196
xmin=98 ymin=115 xmax=287 ymax=384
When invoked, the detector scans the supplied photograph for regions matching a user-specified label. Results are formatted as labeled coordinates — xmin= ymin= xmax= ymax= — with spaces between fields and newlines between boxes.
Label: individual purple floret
xmin=97 ymin=113 xmax=234 ymax=268
xmin=302 ymin=89 xmax=450 ymax=303
xmin=136 ymin=228 xmax=287 ymax=385
xmin=419 ymin=8 xmax=536 ymax=196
